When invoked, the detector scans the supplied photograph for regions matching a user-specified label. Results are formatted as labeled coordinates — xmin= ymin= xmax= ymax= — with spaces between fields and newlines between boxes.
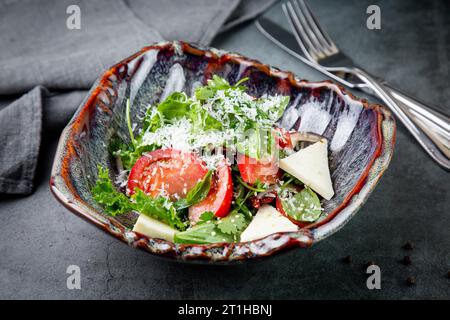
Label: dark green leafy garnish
xmin=173 ymin=222 xmax=234 ymax=244
xmin=92 ymin=166 xmax=133 ymax=216
xmin=217 ymin=210 xmax=247 ymax=235
xmin=175 ymin=170 xmax=213 ymax=210
xmin=92 ymin=166 xmax=188 ymax=231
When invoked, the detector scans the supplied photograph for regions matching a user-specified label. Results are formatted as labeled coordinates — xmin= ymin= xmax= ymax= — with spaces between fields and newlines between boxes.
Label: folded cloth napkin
xmin=0 ymin=0 xmax=277 ymax=195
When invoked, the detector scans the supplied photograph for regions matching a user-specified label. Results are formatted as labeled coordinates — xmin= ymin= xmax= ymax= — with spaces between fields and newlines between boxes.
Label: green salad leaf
xmin=195 ymin=75 xmax=247 ymax=101
xmin=94 ymin=75 xmax=295 ymax=244
xmin=173 ymin=222 xmax=234 ymax=244
xmin=112 ymin=143 xmax=155 ymax=170
xmin=131 ymin=189 xmax=188 ymax=231
xmin=91 ymin=166 xmax=188 ymax=231
xmin=236 ymin=127 xmax=276 ymax=160
xmin=175 ymin=170 xmax=213 ymax=210
xmin=157 ymin=92 xmax=192 ymax=120
xmin=197 ymin=211 xmax=215 ymax=225
xmin=112 ymin=100 xmax=161 ymax=170
xmin=174 ymin=201 xmax=250 ymax=243
xmin=188 ymin=101 xmax=222 ymax=131
xmin=141 ymin=107 xmax=163 ymax=134
xmin=217 ymin=210 xmax=248 ymax=235
xmin=92 ymin=166 xmax=133 ymax=216
xmin=280 ymin=186 xmax=323 ymax=222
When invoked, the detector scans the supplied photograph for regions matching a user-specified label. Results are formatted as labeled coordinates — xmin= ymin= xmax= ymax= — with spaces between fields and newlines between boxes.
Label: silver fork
xmin=283 ymin=0 xmax=450 ymax=170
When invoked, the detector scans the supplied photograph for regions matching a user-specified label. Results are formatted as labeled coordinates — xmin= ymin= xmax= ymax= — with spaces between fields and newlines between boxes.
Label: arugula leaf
xmin=175 ymin=170 xmax=213 ymax=210
xmin=141 ymin=107 xmax=163 ymax=134
xmin=157 ymin=92 xmax=192 ymax=120
xmin=112 ymin=100 xmax=161 ymax=170
xmin=173 ymin=223 xmax=234 ymax=244
xmin=236 ymin=176 xmax=267 ymax=193
xmin=113 ymin=143 xmax=156 ymax=170
xmin=236 ymin=127 xmax=276 ymax=160
xmin=194 ymin=75 xmax=248 ymax=102
xmin=280 ymin=172 xmax=303 ymax=190
xmin=233 ymin=183 xmax=254 ymax=219
xmin=186 ymin=170 xmax=213 ymax=203
xmin=92 ymin=166 xmax=133 ymax=216
xmin=280 ymin=186 xmax=322 ymax=222
xmin=188 ymin=102 xmax=222 ymax=131
xmin=257 ymin=95 xmax=289 ymax=122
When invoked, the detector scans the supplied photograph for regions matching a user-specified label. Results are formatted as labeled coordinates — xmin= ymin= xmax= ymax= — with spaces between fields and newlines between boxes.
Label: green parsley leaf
xmin=217 ymin=210 xmax=248 ymax=235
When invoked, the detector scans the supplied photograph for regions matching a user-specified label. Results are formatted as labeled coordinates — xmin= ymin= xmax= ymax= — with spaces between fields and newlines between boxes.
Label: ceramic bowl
xmin=50 ymin=41 xmax=396 ymax=262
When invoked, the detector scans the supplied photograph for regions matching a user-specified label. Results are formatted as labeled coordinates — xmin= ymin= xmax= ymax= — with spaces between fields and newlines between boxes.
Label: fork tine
xmin=292 ymin=0 xmax=329 ymax=57
xmin=282 ymin=2 xmax=316 ymax=60
xmin=298 ymin=0 xmax=339 ymax=54
xmin=283 ymin=1 xmax=321 ymax=61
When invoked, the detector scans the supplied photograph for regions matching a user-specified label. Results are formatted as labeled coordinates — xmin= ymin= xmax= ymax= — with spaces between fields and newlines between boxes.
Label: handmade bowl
xmin=50 ymin=41 xmax=395 ymax=262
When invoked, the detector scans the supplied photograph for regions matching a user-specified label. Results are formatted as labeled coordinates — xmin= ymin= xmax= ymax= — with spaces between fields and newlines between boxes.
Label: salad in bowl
xmin=92 ymin=75 xmax=335 ymax=245
xmin=51 ymin=41 xmax=395 ymax=261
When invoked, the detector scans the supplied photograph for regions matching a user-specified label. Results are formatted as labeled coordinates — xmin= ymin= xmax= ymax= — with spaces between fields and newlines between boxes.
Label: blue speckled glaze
xmin=50 ymin=41 xmax=396 ymax=262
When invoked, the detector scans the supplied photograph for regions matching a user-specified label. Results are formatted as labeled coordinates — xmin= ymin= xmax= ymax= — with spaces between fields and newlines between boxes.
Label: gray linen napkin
xmin=0 ymin=0 xmax=277 ymax=195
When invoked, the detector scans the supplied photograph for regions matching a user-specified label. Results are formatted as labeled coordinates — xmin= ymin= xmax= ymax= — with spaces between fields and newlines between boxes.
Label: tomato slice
xmin=127 ymin=149 xmax=208 ymax=200
xmin=189 ymin=159 xmax=233 ymax=223
xmin=236 ymin=153 xmax=281 ymax=185
xmin=273 ymin=127 xmax=293 ymax=149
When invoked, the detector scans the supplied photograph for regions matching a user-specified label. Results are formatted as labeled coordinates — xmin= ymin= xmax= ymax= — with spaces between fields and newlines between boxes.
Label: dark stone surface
xmin=0 ymin=0 xmax=449 ymax=299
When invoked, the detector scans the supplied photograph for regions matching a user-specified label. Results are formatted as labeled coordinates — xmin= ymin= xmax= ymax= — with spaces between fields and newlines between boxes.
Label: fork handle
xmin=382 ymin=83 xmax=450 ymax=133
xmin=353 ymin=68 xmax=450 ymax=170
xmin=383 ymin=84 xmax=450 ymax=159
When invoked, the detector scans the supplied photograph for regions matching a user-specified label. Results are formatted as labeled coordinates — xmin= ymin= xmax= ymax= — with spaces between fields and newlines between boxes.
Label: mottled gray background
xmin=1 ymin=0 xmax=449 ymax=299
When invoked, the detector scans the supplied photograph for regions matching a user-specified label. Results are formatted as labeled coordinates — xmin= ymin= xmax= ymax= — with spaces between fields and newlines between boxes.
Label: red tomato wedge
xmin=236 ymin=153 xmax=281 ymax=185
xmin=273 ymin=127 xmax=293 ymax=149
xmin=189 ymin=159 xmax=233 ymax=223
xmin=127 ymin=149 xmax=208 ymax=200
